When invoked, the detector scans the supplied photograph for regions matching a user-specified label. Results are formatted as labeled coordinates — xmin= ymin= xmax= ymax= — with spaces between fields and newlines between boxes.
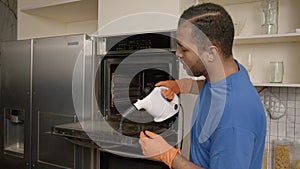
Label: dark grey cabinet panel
xmin=0 ymin=34 xmax=94 ymax=169
xmin=31 ymin=34 xmax=88 ymax=169
xmin=0 ymin=39 xmax=32 ymax=169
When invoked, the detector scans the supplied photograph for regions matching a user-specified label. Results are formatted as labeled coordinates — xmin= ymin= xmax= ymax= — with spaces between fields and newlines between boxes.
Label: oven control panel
xmin=105 ymin=31 xmax=176 ymax=53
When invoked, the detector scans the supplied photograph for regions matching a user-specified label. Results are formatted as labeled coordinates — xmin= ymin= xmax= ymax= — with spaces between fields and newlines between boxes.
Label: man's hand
xmin=155 ymin=78 xmax=192 ymax=100
xmin=139 ymin=131 xmax=180 ymax=168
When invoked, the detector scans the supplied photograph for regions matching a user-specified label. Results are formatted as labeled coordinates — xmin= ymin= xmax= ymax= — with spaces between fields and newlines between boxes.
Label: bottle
xmin=261 ymin=0 xmax=278 ymax=34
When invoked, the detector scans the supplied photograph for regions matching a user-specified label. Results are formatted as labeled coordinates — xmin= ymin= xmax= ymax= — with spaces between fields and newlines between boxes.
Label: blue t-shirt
xmin=189 ymin=60 xmax=266 ymax=169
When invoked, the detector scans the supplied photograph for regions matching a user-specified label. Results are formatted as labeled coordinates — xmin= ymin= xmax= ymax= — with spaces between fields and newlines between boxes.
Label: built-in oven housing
xmin=94 ymin=32 xmax=182 ymax=154
xmin=51 ymin=32 xmax=182 ymax=163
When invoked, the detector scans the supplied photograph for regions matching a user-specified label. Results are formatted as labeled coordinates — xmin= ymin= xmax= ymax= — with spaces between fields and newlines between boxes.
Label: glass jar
xmin=273 ymin=139 xmax=292 ymax=169
xmin=262 ymin=148 xmax=267 ymax=169
xmin=293 ymin=141 xmax=300 ymax=169
xmin=270 ymin=61 xmax=284 ymax=83
xmin=261 ymin=0 xmax=278 ymax=34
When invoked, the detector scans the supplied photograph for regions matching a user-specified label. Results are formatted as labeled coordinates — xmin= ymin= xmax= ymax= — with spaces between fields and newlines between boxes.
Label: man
xmin=139 ymin=3 xmax=266 ymax=169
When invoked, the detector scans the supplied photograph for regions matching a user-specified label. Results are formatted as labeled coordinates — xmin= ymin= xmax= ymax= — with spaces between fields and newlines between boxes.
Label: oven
xmin=95 ymin=31 xmax=182 ymax=155
xmin=52 ymin=32 xmax=182 ymax=166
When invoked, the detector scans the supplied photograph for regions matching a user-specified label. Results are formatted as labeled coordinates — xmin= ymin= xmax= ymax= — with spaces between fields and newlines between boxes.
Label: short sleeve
xmin=209 ymin=127 xmax=255 ymax=169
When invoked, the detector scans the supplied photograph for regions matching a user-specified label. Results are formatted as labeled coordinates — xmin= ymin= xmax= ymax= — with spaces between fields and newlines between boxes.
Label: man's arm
xmin=139 ymin=131 xmax=205 ymax=169
xmin=172 ymin=153 xmax=204 ymax=169
xmin=156 ymin=78 xmax=204 ymax=99
xmin=190 ymin=79 xmax=204 ymax=95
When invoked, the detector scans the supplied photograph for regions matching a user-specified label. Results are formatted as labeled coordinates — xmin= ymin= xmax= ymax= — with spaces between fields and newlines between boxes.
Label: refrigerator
xmin=0 ymin=39 xmax=32 ymax=168
xmin=0 ymin=34 xmax=95 ymax=169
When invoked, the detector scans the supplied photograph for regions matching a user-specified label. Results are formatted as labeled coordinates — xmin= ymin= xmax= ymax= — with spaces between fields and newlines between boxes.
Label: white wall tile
xmin=270 ymin=121 xmax=278 ymax=136
xmin=271 ymin=87 xmax=279 ymax=92
xmin=288 ymin=93 xmax=296 ymax=101
xmin=287 ymin=108 xmax=295 ymax=116
xmin=296 ymin=101 xmax=300 ymax=109
xmin=296 ymin=115 xmax=300 ymax=123
xmin=287 ymin=123 xmax=295 ymax=138
xmin=279 ymin=92 xmax=288 ymax=100
xmin=294 ymin=123 xmax=300 ymax=138
xmin=257 ymin=87 xmax=300 ymax=169
xmin=280 ymin=87 xmax=288 ymax=93
xmin=296 ymin=94 xmax=300 ymax=101
xmin=287 ymin=115 xmax=295 ymax=123
xmin=288 ymin=87 xmax=296 ymax=93
xmin=296 ymin=88 xmax=300 ymax=94
xmin=287 ymin=101 xmax=296 ymax=108
xmin=296 ymin=108 xmax=300 ymax=115
xmin=278 ymin=122 xmax=286 ymax=137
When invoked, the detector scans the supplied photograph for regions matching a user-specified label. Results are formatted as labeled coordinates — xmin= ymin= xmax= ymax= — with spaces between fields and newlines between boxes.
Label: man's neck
xmin=205 ymin=56 xmax=238 ymax=82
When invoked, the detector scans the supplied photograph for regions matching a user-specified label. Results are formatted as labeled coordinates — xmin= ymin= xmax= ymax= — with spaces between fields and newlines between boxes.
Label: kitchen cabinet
xmin=18 ymin=0 xmax=98 ymax=39
xmin=18 ymin=0 xmax=195 ymax=39
xmin=199 ymin=0 xmax=300 ymax=87
xmin=20 ymin=0 xmax=98 ymax=22
xmin=98 ymin=0 xmax=194 ymax=36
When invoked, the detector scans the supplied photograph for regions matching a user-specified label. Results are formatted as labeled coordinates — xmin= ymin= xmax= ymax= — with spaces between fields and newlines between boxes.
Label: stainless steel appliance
xmin=52 ymin=31 xmax=182 ymax=168
xmin=0 ymin=39 xmax=32 ymax=168
xmin=0 ymin=34 xmax=95 ymax=169
xmin=1 ymin=31 xmax=181 ymax=169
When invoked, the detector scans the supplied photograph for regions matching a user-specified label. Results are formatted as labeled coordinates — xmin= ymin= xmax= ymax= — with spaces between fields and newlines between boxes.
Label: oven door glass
xmin=98 ymin=51 xmax=179 ymax=137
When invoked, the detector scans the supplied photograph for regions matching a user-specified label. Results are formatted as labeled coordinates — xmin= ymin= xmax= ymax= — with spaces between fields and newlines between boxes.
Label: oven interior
xmin=97 ymin=52 xmax=179 ymax=137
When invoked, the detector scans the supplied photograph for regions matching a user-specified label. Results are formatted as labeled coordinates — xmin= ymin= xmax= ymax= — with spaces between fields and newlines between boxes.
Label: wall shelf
xmin=20 ymin=0 xmax=98 ymax=22
xmin=253 ymin=83 xmax=300 ymax=88
xmin=234 ymin=33 xmax=300 ymax=45
xmin=201 ymin=0 xmax=262 ymax=5
xmin=221 ymin=0 xmax=300 ymax=88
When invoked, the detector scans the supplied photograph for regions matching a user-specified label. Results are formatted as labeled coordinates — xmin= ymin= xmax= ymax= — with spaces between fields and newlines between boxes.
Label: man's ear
xmin=207 ymin=46 xmax=219 ymax=62
xmin=209 ymin=45 xmax=219 ymax=56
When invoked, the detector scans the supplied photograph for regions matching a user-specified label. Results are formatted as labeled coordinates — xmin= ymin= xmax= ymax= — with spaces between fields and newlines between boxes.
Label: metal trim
xmin=29 ymin=38 xmax=34 ymax=167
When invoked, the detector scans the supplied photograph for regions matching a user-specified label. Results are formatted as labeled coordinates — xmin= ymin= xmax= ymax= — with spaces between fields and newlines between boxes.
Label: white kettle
xmin=133 ymin=86 xmax=180 ymax=122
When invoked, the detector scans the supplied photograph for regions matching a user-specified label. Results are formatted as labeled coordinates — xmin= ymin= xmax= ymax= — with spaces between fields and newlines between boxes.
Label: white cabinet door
xmin=98 ymin=0 xmax=194 ymax=36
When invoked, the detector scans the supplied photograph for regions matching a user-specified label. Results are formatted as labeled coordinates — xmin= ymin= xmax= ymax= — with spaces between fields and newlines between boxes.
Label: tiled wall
xmin=257 ymin=87 xmax=300 ymax=169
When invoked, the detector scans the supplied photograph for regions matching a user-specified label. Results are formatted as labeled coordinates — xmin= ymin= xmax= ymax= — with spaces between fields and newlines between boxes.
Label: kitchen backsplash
xmin=256 ymin=86 xmax=300 ymax=169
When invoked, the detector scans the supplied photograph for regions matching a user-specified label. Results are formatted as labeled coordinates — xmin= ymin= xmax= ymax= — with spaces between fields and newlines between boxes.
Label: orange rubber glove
xmin=139 ymin=131 xmax=180 ymax=169
xmin=155 ymin=78 xmax=192 ymax=100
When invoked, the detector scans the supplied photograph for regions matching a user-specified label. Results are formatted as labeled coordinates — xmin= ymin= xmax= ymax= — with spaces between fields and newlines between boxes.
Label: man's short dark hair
xmin=179 ymin=3 xmax=234 ymax=58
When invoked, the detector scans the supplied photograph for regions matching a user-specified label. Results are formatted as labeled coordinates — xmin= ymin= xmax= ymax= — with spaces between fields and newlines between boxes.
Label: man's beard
xmin=183 ymin=60 xmax=204 ymax=77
